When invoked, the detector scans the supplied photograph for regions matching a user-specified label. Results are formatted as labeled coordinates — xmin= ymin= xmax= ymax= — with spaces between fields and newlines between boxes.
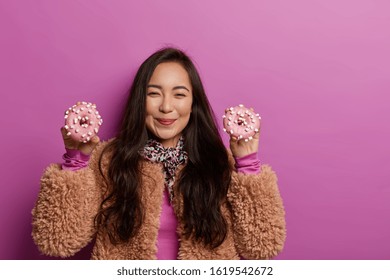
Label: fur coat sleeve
xmin=227 ymin=164 xmax=286 ymax=259
xmin=31 ymin=143 xmax=106 ymax=258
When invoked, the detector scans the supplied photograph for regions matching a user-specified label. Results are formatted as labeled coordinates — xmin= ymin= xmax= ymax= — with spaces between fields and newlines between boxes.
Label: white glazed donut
xmin=64 ymin=102 xmax=103 ymax=143
xmin=222 ymin=104 xmax=261 ymax=142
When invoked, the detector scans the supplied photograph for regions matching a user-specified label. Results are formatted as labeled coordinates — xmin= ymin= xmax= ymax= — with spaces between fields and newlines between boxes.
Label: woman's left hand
xmin=229 ymin=129 xmax=260 ymax=158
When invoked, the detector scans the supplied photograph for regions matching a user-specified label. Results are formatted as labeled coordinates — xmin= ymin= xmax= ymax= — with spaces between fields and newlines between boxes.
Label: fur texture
xmin=32 ymin=140 xmax=286 ymax=259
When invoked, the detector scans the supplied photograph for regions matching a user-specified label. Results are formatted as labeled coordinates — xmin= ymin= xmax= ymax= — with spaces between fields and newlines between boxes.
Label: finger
xmin=61 ymin=126 xmax=70 ymax=139
xmin=80 ymin=137 xmax=100 ymax=155
xmin=61 ymin=126 xmax=80 ymax=150
xmin=91 ymin=135 xmax=100 ymax=144
xmin=61 ymin=126 xmax=74 ymax=141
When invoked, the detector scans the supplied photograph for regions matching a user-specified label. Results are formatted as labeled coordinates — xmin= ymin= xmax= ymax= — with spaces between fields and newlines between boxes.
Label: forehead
xmin=149 ymin=62 xmax=191 ymax=87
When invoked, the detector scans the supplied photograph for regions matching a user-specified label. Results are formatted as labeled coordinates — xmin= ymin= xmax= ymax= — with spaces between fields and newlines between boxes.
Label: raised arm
xmin=31 ymin=131 xmax=107 ymax=257
xmin=227 ymin=165 xmax=286 ymax=259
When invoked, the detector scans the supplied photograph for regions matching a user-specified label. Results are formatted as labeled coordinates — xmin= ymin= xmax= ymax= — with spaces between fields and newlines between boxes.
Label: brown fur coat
xmin=32 ymin=140 xmax=286 ymax=259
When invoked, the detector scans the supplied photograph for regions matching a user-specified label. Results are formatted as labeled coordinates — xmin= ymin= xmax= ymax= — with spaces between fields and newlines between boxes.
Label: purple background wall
xmin=0 ymin=0 xmax=389 ymax=260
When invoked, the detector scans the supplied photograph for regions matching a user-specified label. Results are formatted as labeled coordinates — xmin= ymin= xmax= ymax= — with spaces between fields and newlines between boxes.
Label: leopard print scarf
xmin=139 ymin=136 xmax=188 ymax=203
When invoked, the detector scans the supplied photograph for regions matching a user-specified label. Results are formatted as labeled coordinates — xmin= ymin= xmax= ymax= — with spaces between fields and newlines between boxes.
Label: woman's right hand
xmin=61 ymin=126 xmax=100 ymax=156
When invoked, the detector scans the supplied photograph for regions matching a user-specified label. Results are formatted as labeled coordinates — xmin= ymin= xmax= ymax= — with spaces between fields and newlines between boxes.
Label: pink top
xmin=234 ymin=152 xmax=261 ymax=174
xmin=62 ymin=148 xmax=90 ymax=171
xmin=61 ymin=149 xmax=260 ymax=259
xmin=156 ymin=189 xmax=179 ymax=259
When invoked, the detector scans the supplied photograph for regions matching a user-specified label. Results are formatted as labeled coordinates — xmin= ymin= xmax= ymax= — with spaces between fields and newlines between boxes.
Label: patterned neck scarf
xmin=139 ymin=136 xmax=188 ymax=203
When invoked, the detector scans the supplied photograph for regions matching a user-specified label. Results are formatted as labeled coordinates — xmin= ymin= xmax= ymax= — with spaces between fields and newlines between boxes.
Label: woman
xmin=32 ymin=47 xmax=286 ymax=259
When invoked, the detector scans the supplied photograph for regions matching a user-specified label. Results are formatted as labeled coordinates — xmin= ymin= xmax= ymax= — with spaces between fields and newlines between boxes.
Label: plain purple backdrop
xmin=0 ymin=0 xmax=389 ymax=260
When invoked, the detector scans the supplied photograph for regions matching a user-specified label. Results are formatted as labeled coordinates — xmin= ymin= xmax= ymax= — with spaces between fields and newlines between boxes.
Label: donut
xmin=222 ymin=104 xmax=261 ymax=142
xmin=64 ymin=102 xmax=103 ymax=143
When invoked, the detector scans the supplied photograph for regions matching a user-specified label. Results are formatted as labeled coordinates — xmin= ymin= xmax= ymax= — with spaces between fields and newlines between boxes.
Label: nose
xmin=159 ymin=96 xmax=174 ymax=113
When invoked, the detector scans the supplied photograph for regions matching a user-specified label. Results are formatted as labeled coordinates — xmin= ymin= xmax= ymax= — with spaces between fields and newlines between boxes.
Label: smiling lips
xmin=156 ymin=118 xmax=176 ymax=126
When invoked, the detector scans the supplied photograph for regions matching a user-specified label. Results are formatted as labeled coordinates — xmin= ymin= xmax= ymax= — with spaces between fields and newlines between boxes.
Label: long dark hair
xmin=95 ymin=47 xmax=232 ymax=248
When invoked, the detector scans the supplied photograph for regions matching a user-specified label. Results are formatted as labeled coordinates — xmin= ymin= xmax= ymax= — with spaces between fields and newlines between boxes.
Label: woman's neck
xmin=159 ymin=135 xmax=182 ymax=148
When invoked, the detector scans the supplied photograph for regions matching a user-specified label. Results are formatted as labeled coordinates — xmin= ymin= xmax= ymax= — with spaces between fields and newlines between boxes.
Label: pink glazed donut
xmin=222 ymin=104 xmax=261 ymax=141
xmin=64 ymin=102 xmax=103 ymax=143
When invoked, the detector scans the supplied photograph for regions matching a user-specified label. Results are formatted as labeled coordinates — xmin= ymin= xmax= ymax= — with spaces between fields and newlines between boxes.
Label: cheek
xmin=145 ymin=100 xmax=154 ymax=115
xmin=145 ymin=102 xmax=152 ymax=122
xmin=145 ymin=115 xmax=154 ymax=131
xmin=178 ymin=100 xmax=193 ymax=116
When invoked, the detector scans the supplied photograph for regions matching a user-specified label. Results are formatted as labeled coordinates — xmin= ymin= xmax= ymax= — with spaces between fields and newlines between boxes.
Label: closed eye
xmin=175 ymin=93 xmax=187 ymax=97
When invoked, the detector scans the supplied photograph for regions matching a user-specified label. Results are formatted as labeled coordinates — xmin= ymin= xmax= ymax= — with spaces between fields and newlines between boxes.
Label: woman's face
xmin=145 ymin=62 xmax=193 ymax=147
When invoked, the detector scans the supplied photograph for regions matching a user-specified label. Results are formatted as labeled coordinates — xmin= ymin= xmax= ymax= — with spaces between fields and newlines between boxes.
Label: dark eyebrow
xmin=147 ymin=84 xmax=162 ymax=90
xmin=173 ymin=86 xmax=190 ymax=92
xmin=147 ymin=84 xmax=190 ymax=92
